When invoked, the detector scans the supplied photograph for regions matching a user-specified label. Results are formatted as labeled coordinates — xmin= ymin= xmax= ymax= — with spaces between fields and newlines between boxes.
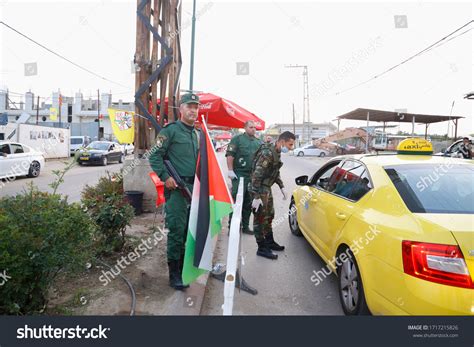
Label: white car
xmin=293 ymin=145 xmax=329 ymax=157
xmin=123 ymin=143 xmax=134 ymax=155
xmin=70 ymin=136 xmax=91 ymax=156
xmin=0 ymin=141 xmax=45 ymax=179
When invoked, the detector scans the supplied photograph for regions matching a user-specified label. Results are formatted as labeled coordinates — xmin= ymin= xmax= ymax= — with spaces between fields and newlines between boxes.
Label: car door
xmin=0 ymin=143 xmax=12 ymax=177
xmin=9 ymin=143 xmax=30 ymax=176
xmin=316 ymin=160 xmax=373 ymax=259
xmin=298 ymin=161 xmax=340 ymax=250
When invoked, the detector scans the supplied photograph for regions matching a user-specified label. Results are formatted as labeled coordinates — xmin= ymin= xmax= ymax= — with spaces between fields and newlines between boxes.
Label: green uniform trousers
xmin=164 ymin=183 xmax=193 ymax=261
xmin=229 ymin=176 xmax=252 ymax=232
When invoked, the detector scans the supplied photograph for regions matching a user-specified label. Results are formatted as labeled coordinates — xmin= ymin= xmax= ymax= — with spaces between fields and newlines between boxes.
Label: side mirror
xmin=295 ymin=175 xmax=308 ymax=186
xmin=440 ymin=148 xmax=446 ymax=153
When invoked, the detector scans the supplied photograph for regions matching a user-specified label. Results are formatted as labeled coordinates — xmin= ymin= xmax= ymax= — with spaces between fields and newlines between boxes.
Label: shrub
xmin=0 ymin=185 xmax=95 ymax=315
xmin=81 ymin=172 xmax=134 ymax=254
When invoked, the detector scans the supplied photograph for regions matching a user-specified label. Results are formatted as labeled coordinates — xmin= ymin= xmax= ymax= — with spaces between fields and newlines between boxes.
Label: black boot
xmin=168 ymin=261 xmax=185 ymax=290
xmin=179 ymin=256 xmax=190 ymax=289
xmin=257 ymin=241 xmax=278 ymax=260
xmin=265 ymin=233 xmax=285 ymax=251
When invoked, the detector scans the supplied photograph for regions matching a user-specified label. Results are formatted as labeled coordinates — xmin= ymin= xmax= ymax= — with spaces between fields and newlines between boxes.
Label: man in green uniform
xmin=149 ymin=93 xmax=200 ymax=290
xmin=226 ymin=120 xmax=262 ymax=235
xmin=249 ymin=131 xmax=296 ymax=259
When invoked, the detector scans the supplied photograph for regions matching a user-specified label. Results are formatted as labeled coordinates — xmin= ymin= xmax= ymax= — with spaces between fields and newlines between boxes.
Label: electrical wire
xmin=0 ymin=21 xmax=131 ymax=89
xmin=334 ymin=20 xmax=473 ymax=96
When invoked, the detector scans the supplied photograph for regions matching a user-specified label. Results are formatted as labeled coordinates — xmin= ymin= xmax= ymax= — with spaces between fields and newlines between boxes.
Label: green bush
xmin=81 ymin=172 xmax=134 ymax=254
xmin=0 ymin=186 xmax=95 ymax=315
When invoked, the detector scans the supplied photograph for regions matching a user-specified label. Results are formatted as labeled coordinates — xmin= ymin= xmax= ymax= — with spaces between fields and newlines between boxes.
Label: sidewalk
xmin=48 ymin=212 xmax=217 ymax=316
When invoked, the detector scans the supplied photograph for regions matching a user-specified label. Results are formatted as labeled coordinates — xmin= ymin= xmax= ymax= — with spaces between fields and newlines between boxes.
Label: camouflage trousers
xmin=252 ymin=187 xmax=274 ymax=242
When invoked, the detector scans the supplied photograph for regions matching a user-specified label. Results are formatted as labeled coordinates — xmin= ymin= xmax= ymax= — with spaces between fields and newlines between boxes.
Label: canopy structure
xmin=337 ymin=108 xmax=464 ymax=139
xmin=157 ymin=93 xmax=265 ymax=130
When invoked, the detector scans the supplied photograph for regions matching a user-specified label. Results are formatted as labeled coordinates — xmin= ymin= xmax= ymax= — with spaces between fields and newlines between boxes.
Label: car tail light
xmin=402 ymin=241 xmax=473 ymax=289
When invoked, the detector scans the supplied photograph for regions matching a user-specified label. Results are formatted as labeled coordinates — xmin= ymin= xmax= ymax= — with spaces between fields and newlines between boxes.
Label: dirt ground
xmin=47 ymin=212 xmax=182 ymax=316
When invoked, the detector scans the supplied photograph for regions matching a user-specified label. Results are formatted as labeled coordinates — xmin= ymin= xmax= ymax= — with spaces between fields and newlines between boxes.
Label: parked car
xmin=122 ymin=143 xmax=134 ymax=156
xmin=294 ymin=145 xmax=329 ymax=157
xmin=76 ymin=141 xmax=124 ymax=166
xmin=70 ymin=136 xmax=91 ymax=156
xmin=0 ymin=141 xmax=45 ymax=179
xmin=289 ymin=138 xmax=474 ymax=315
xmin=437 ymin=136 xmax=473 ymax=157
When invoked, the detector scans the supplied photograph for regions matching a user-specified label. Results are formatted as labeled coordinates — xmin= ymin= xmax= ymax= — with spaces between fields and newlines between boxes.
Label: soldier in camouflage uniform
xmin=249 ymin=131 xmax=296 ymax=259
xmin=226 ymin=120 xmax=262 ymax=235
xmin=149 ymin=93 xmax=200 ymax=290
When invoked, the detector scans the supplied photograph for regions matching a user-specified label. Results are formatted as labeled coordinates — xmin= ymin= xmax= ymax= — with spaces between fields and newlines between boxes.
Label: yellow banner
xmin=108 ymin=108 xmax=135 ymax=144
xmin=49 ymin=107 xmax=58 ymax=121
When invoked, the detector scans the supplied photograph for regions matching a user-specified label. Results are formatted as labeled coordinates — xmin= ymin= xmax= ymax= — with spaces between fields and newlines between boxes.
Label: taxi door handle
xmin=335 ymin=212 xmax=346 ymax=220
xmin=310 ymin=197 xmax=318 ymax=203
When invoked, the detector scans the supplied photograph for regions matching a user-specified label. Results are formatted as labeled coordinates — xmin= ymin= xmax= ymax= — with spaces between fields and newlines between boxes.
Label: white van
xmin=70 ymin=136 xmax=91 ymax=156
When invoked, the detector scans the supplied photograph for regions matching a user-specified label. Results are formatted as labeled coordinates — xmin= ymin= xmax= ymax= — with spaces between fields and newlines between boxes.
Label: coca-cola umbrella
xmin=157 ymin=93 xmax=265 ymax=130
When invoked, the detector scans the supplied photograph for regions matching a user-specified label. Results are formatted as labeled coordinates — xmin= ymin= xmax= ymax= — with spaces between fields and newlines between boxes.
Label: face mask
xmin=281 ymin=146 xmax=289 ymax=153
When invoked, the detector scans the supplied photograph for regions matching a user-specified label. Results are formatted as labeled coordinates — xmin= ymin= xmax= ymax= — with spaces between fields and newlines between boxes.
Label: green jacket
xmin=225 ymin=133 xmax=262 ymax=176
xmin=249 ymin=143 xmax=284 ymax=197
xmin=149 ymin=120 xmax=199 ymax=181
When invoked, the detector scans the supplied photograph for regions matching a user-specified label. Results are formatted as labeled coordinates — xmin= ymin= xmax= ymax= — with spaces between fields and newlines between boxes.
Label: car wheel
xmin=101 ymin=156 xmax=108 ymax=166
xmin=27 ymin=161 xmax=41 ymax=178
xmin=297 ymin=151 xmax=304 ymax=157
xmin=78 ymin=161 xmax=83 ymax=166
xmin=337 ymin=248 xmax=370 ymax=315
xmin=319 ymin=152 xmax=326 ymax=157
xmin=288 ymin=199 xmax=302 ymax=237
xmin=119 ymin=154 xmax=124 ymax=163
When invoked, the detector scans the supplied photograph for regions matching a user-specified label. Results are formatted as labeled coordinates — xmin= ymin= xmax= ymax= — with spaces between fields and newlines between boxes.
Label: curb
xmin=166 ymin=233 xmax=220 ymax=315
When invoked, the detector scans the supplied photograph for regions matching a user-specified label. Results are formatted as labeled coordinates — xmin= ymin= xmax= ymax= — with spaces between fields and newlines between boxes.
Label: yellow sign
xmin=108 ymin=108 xmax=135 ymax=144
xmin=49 ymin=107 xmax=58 ymax=121
xmin=397 ymin=138 xmax=433 ymax=155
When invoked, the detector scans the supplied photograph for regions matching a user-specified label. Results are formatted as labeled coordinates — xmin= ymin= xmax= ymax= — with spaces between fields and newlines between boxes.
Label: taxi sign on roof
xmin=397 ymin=138 xmax=433 ymax=155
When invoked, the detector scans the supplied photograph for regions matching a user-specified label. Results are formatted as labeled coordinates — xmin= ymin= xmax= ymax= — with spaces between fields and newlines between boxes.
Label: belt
xmin=180 ymin=176 xmax=195 ymax=184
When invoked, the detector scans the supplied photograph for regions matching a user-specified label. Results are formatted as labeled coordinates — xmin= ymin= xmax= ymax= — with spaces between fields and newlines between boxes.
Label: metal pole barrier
xmin=222 ymin=177 xmax=244 ymax=316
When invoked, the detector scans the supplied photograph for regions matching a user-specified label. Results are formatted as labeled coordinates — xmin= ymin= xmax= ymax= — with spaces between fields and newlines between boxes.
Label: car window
xmin=71 ymin=138 xmax=83 ymax=145
xmin=11 ymin=144 xmax=24 ymax=154
xmin=385 ymin=164 xmax=474 ymax=214
xmin=0 ymin=144 xmax=11 ymax=155
xmin=310 ymin=161 xmax=342 ymax=190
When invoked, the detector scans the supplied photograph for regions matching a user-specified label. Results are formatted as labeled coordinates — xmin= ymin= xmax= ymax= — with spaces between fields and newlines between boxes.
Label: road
xmin=0 ymin=157 xmax=125 ymax=202
xmin=202 ymin=153 xmax=344 ymax=315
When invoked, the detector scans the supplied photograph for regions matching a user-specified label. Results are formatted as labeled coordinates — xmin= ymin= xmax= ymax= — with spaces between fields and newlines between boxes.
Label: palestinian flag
xmin=182 ymin=120 xmax=233 ymax=285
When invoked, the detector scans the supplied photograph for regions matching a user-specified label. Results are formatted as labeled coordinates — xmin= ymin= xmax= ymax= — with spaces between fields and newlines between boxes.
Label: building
xmin=266 ymin=121 xmax=337 ymax=144
xmin=0 ymin=90 xmax=134 ymax=141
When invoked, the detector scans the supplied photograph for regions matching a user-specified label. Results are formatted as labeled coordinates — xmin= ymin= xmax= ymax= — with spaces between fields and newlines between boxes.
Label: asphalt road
xmin=0 ymin=157 xmax=125 ymax=202
xmin=202 ymin=153 xmax=344 ymax=315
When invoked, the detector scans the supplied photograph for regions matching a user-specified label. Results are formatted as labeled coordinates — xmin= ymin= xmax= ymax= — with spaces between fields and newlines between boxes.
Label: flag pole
xmin=222 ymin=177 xmax=244 ymax=315
xmin=200 ymin=115 xmax=233 ymax=203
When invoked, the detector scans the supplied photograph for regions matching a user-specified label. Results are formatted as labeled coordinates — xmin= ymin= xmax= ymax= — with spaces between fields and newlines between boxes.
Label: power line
xmin=335 ymin=20 xmax=473 ymax=96
xmin=0 ymin=21 xmax=131 ymax=90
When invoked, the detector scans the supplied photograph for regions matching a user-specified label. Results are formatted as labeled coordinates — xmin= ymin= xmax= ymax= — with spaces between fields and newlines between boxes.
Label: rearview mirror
xmin=295 ymin=175 xmax=308 ymax=186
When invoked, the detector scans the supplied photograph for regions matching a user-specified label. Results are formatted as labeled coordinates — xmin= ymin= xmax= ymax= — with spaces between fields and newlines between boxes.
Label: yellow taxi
xmin=288 ymin=138 xmax=474 ymax=315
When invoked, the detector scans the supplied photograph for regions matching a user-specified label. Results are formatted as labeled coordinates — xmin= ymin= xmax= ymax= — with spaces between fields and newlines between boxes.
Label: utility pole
xmin=285 ymin=64 xmax=310 ymax=143
xmin=58 ymin=92 xmax=62 ymax=128
xmin=36 ymin=95 xmax=39 ymax=125
xmin=97 ymin=89 xmax=100 ymax=140
xmin=134 ymin=0 xmax=182 ymax=156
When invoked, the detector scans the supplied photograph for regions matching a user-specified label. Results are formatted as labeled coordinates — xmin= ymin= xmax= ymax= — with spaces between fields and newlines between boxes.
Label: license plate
xmin=80 ymin=157 xmax=89 ymax=161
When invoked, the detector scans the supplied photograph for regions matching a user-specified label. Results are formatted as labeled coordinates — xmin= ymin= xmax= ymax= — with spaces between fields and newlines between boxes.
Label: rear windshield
xmin=384 ymin=164 xmax=474 ymax=214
